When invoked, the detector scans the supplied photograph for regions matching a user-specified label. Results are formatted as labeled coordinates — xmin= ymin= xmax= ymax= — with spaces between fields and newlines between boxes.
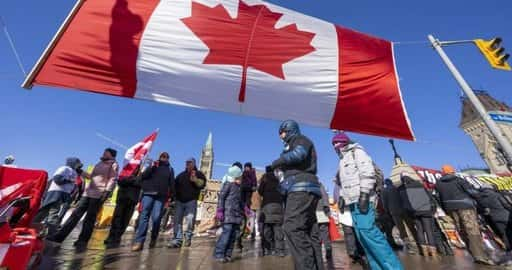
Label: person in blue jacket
xmin=270 ymin=120 xmax=323 ymax=270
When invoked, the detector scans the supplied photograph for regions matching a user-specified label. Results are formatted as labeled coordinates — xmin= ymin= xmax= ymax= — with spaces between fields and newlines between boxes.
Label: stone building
xmin=460 ymin=91 xmax=512 ymax=175
xmin=199 ymin=132 xmax=213 ymax=180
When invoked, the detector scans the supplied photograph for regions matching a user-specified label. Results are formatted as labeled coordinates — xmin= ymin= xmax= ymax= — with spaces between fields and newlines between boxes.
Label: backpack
xmin=351 ymin=150 xmax=384 ymax=193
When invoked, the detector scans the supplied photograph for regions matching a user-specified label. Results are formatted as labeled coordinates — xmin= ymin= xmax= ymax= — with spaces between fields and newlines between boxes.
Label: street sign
xmin=489 ymin=111 xmax=512 ymax=125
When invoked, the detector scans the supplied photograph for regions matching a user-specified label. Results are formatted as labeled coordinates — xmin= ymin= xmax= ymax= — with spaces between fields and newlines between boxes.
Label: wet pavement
xmin=39 ymin=229 xmax=510 ymax=270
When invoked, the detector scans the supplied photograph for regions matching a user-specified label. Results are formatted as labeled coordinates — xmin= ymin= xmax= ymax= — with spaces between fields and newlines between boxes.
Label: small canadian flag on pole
xmin=119 ymin=130 xmax=158 ymax=179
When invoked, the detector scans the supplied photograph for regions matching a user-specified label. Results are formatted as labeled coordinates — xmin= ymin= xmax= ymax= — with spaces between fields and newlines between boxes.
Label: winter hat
xmin=244 ymin=162 xmax=252 ymax=169
xmin=186 ymin=157 xmax=196 ymax=165
xmin=105 ymin=148 xmax=117 ymax=158
xmin=384 ymin=178 xmax=393 ymax=188
xmin=265 ymin=165 xmax=273 ymax=173
xmin=3 ymin=155 xmax=15 ymax=165
xmin=279 ymin=120 xmax=301 ymax=142
xmin=232 ymin=162 xmax=243 ymax=170
xmin=222 ymin=166 xmax=243 ymax=183
xmin=66 ymin=157 xmax=83 ymax=170
xmin=332 ymin=132 xmax=350 ymax=150
xmin=441 ymin=165 xmax=455 ymax=175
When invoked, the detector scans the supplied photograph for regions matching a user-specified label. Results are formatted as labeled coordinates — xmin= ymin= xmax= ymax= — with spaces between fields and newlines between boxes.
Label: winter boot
xmin=325 ymin=249 xmax=333 ymax=260
xmin=429 ymin=246 xmax=439 ymax=259
xmin=131 ymin=242 xmax=143 ymax=252
xmin=149 ymin=238 xmax=157 ymax=248
xmin=420 ymin=245 xmax=430 ymax=256
xmin=405 ymin=241 xmax=418 ymax=255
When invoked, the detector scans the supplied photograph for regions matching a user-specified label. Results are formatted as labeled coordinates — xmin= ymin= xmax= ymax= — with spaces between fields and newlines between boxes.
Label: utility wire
xmin=0 ymin=16 xmax=26 ymax=77
xmin=95 ymin=132 xmax=128 ymax=150
xmin=393 ymin=40 xmax=430 ymax=46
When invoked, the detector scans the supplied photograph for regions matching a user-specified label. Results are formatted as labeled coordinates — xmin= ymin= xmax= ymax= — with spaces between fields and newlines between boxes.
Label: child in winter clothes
xmin=214 ymin=165 xmax=247 ymax=263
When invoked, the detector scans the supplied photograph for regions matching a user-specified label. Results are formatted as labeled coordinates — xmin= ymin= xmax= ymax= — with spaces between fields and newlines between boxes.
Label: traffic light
xmin=474 ymin=37 xmax=511 ymax=71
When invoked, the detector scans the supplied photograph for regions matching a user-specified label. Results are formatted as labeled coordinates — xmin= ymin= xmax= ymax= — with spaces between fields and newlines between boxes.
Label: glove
xmin=323 ymin=206 xmax=331 ymax=217
xmin=358 ymin=192 xmax=370 ymax=214
xmin=216 ymin=208 xmax=224 ymax=222
xmin=338 ymin=197 xmax=345 ymax=214
xmin=244 ymin=206 xmax=252 ymax=217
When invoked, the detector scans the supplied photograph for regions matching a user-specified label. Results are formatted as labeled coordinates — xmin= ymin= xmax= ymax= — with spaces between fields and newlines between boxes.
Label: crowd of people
xmin=27 ymin=119 xmax=512 ymax=269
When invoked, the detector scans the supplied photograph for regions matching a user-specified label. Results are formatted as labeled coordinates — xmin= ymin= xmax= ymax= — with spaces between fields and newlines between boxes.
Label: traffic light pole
xmin=428 ymin=34 xmax=512 ymax=165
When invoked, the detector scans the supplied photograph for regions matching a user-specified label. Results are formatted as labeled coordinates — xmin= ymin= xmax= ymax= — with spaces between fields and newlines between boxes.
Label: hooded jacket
xmin=435 ymin=174 xmax=476 ymax=211
xmin=271 ymin=132 xmax=320 ymax=196
xmin=337 ymin=143 xmax=376 ymax=205
xmin=218 ymin=181 xmax=244 ymax=224
xmin=398 ymin=176 xmax=435 ymax=217
xmin=258 ymin=172 xmax=284 ymax=224
xmin=43 ymin=158 xmax=82 ymax=207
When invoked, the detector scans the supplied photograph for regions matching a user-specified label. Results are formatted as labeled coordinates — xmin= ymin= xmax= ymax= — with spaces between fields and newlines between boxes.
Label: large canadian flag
xmin=26 ymin=0 xmax=414 ymax=140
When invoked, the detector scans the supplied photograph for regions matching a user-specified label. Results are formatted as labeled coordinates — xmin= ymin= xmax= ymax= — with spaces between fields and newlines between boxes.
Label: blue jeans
xmin=350 ymin=203 xmax=404 ymax=270
xmin=135 ymin=195 xmax=165 ymax=244
xmin=214 ymin=223 xmax=240 ymax=259
xmin=171 ymin=200 xmax=197 ymax=244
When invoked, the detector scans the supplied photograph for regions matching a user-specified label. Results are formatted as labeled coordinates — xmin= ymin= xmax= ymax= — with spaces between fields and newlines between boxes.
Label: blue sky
xmin=0 ymin=0 xmax=511 ymax=194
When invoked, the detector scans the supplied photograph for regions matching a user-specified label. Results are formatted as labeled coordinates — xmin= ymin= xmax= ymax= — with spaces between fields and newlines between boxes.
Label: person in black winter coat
xmin=398 ymin=175 xmax=437 ymax=257
xmin=473 ymin=187 xmax=512 ymax=251
xmin=132 ymin=152 xmax=175 ymax=252
xmin=258 ymin=166 xmax=285 ymax=257
xmin=436 ymin=165 xmax=494 ymax=265
xmin=168 ymin=158 xmax=207 ymax=248
xmin=104 ymin=166 xmax=142 ymax=247
xmin=381 ymin=179 xmax=419 ymax=255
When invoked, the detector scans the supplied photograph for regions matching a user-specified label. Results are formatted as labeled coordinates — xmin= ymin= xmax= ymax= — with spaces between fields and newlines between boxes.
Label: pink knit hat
xmin=332 ymin=132 xmax=350 ymax=150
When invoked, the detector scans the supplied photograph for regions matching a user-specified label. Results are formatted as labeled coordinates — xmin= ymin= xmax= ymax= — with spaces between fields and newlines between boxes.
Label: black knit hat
xmin=232 ymin=162 xmax=243 ymax=170
xmin=244 ymin=162 xmax=252 ymax=169
xmin=105 ymin=148 xmax=117 ymax=158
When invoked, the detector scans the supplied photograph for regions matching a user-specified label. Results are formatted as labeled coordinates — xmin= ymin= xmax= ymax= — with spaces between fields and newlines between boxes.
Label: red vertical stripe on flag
xmin=330 ymin=26 xmax=413 ymax=140
xmin=33 ymin=0 xmax=159 ymax=97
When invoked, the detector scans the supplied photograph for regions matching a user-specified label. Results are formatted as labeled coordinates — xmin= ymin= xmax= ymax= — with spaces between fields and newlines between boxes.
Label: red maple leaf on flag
xmin=181 ymin=0 xmax=316 ymax=102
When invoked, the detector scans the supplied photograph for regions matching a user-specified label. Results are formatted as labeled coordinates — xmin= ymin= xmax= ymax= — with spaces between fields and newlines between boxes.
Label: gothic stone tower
xmin=199 ymin=132 xmax=214 ymax=180
xmin=460 ymin=91 xmax=512 ymax=175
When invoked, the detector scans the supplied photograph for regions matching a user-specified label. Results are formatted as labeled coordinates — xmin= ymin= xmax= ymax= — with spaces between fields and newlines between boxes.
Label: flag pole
xmin=21 ymin=0 xmax=85 ymax=89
